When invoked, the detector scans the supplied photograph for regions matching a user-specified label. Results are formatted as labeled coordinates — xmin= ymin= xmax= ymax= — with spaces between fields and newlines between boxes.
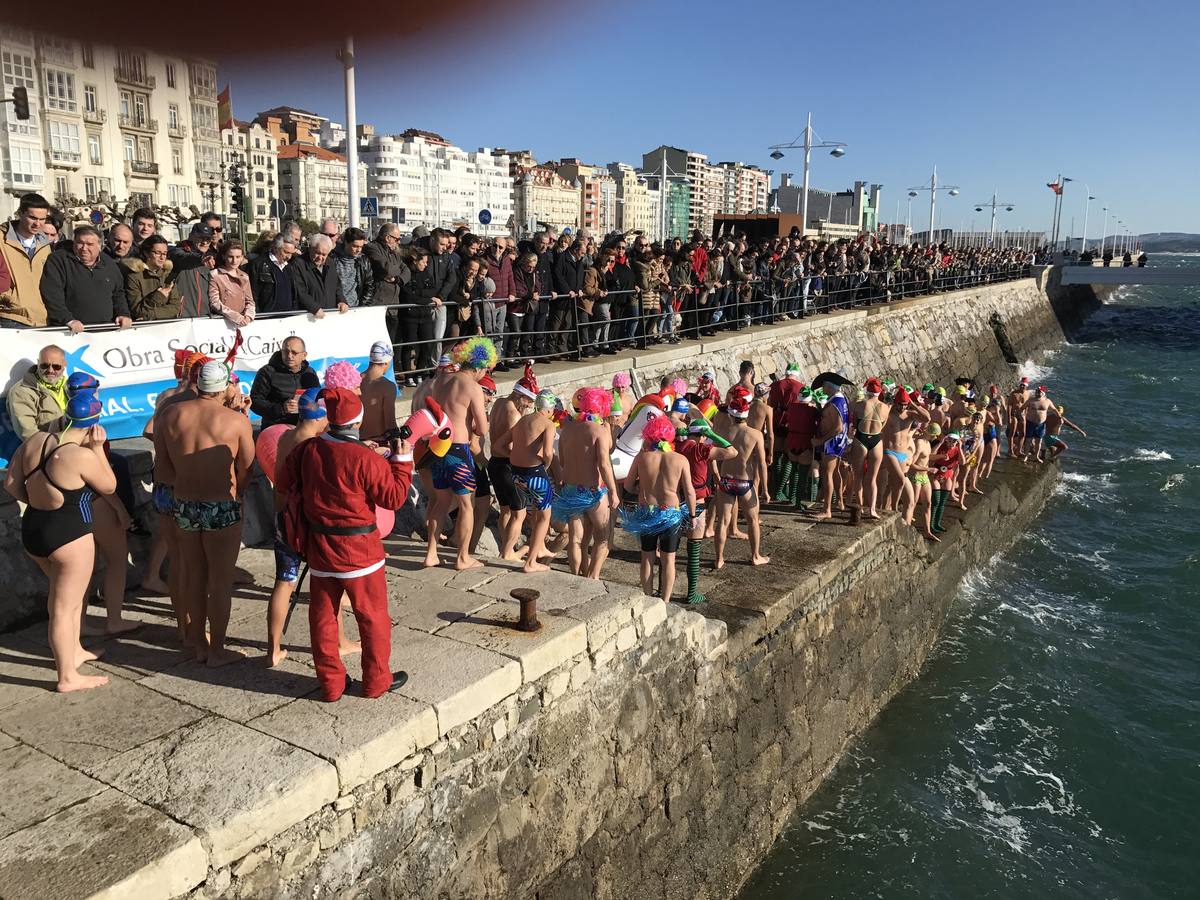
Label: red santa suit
xmin=278 ymin=388 xmax=413 ymax=701
xmin=768 ymin=375 xmax=803 ymax=436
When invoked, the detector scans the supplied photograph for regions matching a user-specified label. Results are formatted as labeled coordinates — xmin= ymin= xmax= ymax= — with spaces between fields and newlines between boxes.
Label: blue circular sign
xmin=478 ymin=209 xmax=492 ymax=225
xmin=88 ymin=209 xmax=104 ymax=226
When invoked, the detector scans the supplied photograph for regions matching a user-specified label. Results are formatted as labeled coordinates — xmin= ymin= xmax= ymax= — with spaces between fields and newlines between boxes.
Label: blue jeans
xmin=0 ymin=317 xmax=26 ymax=328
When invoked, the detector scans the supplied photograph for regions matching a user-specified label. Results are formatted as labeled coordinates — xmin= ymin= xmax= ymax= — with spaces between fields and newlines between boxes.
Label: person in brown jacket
xmin=0 ymin=193 xmax=53 ymax=328
xmin=208 ymin=241 xmax=255 ymax=327
xmin=121 ymin=235 xmax=182 ymax=321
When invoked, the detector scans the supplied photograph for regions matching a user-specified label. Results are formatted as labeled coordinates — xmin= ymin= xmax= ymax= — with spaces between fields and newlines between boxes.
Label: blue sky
xmin=218 ymin=0 xmax=1198 ymax=235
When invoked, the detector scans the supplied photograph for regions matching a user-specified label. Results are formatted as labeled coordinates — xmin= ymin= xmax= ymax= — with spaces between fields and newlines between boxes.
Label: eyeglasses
xmin=39 ymin=362 xmax=64 ymax=371
xmin=322 ymin=233 xmax=337 ymax=240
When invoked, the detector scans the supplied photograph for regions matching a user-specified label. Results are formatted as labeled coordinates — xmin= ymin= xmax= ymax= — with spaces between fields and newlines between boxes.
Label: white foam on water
xmin=1133 ymin=448 xmax=1173 ymax=461
xmin=1161 ymin=474 xmax=1185 ymax=493
xmin=1132 ymin=373 xmax=1160 ymax=383
xmin=1017 ymin=360 xmax=1054 ymax=382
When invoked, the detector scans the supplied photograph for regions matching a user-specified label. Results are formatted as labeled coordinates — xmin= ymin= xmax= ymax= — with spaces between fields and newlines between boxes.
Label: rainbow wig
xmin=452 ymin=336 xmax=498 ymax=371
xmin=324 ymin=360 xmax=362 ymax=391
xmin=575 ymin=387 xmax=612 ymax=421
xmin=612 ymin=371 xmax=631 ymax=389
xmin=642 ymin=414 xmax=677 ymax=450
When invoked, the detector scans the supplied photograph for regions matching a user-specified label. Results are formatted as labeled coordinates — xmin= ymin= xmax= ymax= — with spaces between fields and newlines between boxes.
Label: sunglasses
xmin=39 ymin=362 xmax=64 ymax=371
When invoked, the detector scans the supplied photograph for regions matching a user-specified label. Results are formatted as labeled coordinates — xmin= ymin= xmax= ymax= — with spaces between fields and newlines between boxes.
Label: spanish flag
xmin=1046 ymin=181 xmax=1062 ymax=195
xmin=218 ymin=85 xmax=233 ymax=130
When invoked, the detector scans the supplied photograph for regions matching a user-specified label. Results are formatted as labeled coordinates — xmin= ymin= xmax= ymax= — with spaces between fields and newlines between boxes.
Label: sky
xmin=216 ymin=0 xmax=1200 ymax=236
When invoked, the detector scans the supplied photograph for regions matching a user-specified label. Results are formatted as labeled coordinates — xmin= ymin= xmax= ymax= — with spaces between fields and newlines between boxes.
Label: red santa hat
xmin=322 ymin=387 xmax=363 ymax=427
xmin=728 ymin=396 xmax=751 ymax=419
xmin=864 ymin=377 xmax=883 ymax=395
xmin=894 ymin=386 xmax=913 ymax=405
xmin=514 ymin=361 xmax=539 ymax=400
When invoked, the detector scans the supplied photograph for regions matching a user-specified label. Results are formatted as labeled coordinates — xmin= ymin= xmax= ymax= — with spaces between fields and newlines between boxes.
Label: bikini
xmin=884 ymin=449 xmax=909 ymax=464
xmin=20 ymin=436 xmax=96 ymax=558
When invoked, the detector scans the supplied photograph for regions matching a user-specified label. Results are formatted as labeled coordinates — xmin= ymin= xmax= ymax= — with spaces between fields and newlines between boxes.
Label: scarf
xmin=39 ymin=374 xmax=67 ymax=413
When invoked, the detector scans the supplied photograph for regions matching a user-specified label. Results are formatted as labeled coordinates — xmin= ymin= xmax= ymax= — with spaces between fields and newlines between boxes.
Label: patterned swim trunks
xmin=431 ymin=442 xmax=477 ymax=495
xmin=511 ymin=464 xmax=553 ymax=511
xmin=174 ymin=498 xmax=243 ymax=533
xmin=152 ymin=482 xmax=174 ymax=516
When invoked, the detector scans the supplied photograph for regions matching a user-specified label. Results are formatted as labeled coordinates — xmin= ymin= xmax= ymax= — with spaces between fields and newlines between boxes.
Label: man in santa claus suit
xmin=277 ymin=387 xmax=414 ymax=701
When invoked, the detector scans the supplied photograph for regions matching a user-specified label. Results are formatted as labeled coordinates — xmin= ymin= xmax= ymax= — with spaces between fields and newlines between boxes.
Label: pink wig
xmin=612 ymin=371 xmax=631 ymax=389
xmin=575 ymin=387 xmax=612 ymax=419
xmin=324 ymin=360 xmax=362 ymax=391
xmin=642 ymin=414 xmax=677 ymax=444
xmin=670 ymin=377 xmax=688 ymax=397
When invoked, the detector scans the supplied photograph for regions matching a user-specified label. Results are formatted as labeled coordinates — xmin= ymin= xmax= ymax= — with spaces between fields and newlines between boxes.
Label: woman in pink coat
xmin=208 ymin=241 xmax=256 ymax=327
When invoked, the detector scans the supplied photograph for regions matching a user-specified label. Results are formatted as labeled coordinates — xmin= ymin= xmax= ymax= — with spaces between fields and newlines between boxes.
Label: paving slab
xmin=90 ymin=621 xmax=194 ymax=680
xmin=439 ymin=603 xmax=588 ymax=683
xmin=468 ymin=569 xmax=609 ymax=610
xmin=0 ymin=635 xmax=77 ymax=711
xmin=551 ymin=591 xmax=643 ymax=653
xmin=0 ymin=743 xmax=107 ymax=840
xmin=0 ymin=788 xmax=206 ymax=900
xmin=139 ymin=655 xmax=320 ymax=722
xmin=392 ymin=626 xmax=522 ymax=735
xmin=443 ymin=562 xmax=519 ymax=592
xmin=0 ymin=677 xmax=205 ymax=776
xmin=387 ymin=582 xmax=498 ymax=635
xmin=94 ymin=715 xmax=338 ymax=868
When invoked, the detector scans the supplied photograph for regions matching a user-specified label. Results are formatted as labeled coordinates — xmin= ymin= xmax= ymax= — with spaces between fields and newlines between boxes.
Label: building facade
xmin=219 ymin=120 xmax=279 ymax=235
xmin=512 ymin=166 xmax=580 ymax=237
xmin=0 ymin=26 xmax=219 ymax=236
xmin=253 ymin=106 xmax=326 ymax=147
xmin=554 ymin=159 xmax=616 ymax=237
xmin=718 ymin=161 xmax=770 ymax=216
xmin=641 ymin=145 xmax=724 ymax=238
xmin=277 ymin=142 xmax=366 ymax=228
xmin=360 ymin=129 xmax=512 ymax=237
xmin=769 ymin=174 xmax=882 ymax=236
xmin=606 ymin=162 xmax=655 ymax=239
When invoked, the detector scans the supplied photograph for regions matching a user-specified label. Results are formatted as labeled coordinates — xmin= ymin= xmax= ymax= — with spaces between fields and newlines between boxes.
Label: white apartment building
xmin=554 ymin=159 xmax=616 ymax=237
xmin=0 ymin=26 xmax=219 ymax=235
xmin=277 ymin=143 xmax=367 ymax=228
xmin=360 ymin=129 xmax=513 ymax=237
xmin=606 ymin=162 xmax=655 ymax=239
xmin=219 ymin=120 xmax=279 ymax=235
xmin=512 ymin=166 xmax=580 ymax=237
xmin=641 ymin=146 xmax=724 ymax=237
xmin=718 ymin=161 xmax=770 ymax=216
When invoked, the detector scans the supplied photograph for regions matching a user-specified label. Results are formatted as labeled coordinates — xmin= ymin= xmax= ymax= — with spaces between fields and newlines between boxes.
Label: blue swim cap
xmin=66 ymin=391 xmax=102 ymax=428
xmin=298 ymin=387 xmax=326 ymax=420
xmin=67 ymin=372 xmax=100 ymax=396
xmin=672 ymin=397 xmax=690 ymax=415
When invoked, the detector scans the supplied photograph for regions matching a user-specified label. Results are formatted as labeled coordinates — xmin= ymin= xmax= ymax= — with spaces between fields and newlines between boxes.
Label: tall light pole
xmin=907 ymin=166 xmax=959 ymax=243
xmin=1080 ymin=189 xmax=1095 ymax=253
xmin=1049 ymin=175 xmax=1074 ymax=248
xmin=767 ymin=112 xmax=847 ymax=237
xmin=906 ymin=191 xmax=916 ymax=237
xmin=1098 ymin=206 xmax=1108 ymax=255
xmin=340 ymin=36 xmax=360 ymax=227
xmin=973 ymin=191 xmax=1015 ymax=245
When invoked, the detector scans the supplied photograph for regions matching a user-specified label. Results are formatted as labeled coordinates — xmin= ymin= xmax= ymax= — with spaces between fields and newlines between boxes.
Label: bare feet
xmin=730 ymin=530 xmax=748 ymax=540
xmin=454 ymin=556 xmax=485 ymax=571
xmin=266 ymin=648 xmax=289 ymax=667
xmin=547 ymin=532 xmax=569 ymax=553
xmin=80 ymin=620 xmax=106 ymax=638
xmin=969 ymin=488 xmax=985 ymax=495
xmin=523 ymin=559 xmax=550 ymax=574
xmin=923 ymin=530 xmax=942 ymax=543
xmin=422 ymin=550 xmax=441 ymax=568
xmin=105 ymin=618 xmax=142 ymax=636
xmin=750 ymin=555 xmax=771 ymax=566
xmin=712 ymin=559 xmax=726 ymax=571
xmin=75 ymin=646 xmax=102 ymax=667
xmin=57 ymin=673 xmax=109 ymax=693
xmin=206 ymin=646 xmax=246 ymax=668
xmin=339 ymin=638 xmax=362 ymax=657
xmin=703 ymin=528 xmax=715 ymax=539
xmin=141 ymin=578 xmax=169 ymax=595
xmin=500 ymin=551 xmax=525 ymax=563
xmin=807 ymin=514 xmax=832 ymax=522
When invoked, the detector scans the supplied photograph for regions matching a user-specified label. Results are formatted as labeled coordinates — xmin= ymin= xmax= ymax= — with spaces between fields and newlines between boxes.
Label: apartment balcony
xmin=48 ymin=149 xmax=81 ymax=168
xmin=194 ymin=126 xmax=220 ymax=143
xmin=125 ymin=160 xmax=160 ymax=178
xmin=190 ymin=82 xmax=217 ymax=100
xmin=114 ymin=67 xmax=156 ymax=90
xmin=118 ymin=113 xmax=158 ymax=133
xmin=196 ymin=163 xmax=222 ymax=182
xmin=38 ymin=45 xmax=76 ymax=68
xmin=168 ymin=123 xmax=188 ymax=139
xmin=82 ymin=108 xmax=106 ymax=125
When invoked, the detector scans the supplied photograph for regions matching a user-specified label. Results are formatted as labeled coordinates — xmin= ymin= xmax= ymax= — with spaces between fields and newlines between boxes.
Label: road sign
xmin=88 ymin=209 xmax=104 ymax=226
xmin=360 ymin=197 xmax=379 ymax=217
xmin=392 ymin=207 xmax=406 ymax=225
xmin=478 ymin=208 xmax=492 ymax=226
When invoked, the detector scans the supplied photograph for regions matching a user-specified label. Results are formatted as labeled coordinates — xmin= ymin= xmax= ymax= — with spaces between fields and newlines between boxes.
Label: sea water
xmin=738 ymin=256 xmax=1200 ymax=899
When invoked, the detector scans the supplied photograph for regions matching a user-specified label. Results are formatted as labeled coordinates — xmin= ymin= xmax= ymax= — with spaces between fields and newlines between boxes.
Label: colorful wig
xmin=670 ymin=377 xmax=688 ymax=398
xmin=324 ymin=360 xmax=362 ymax=391
xmin=642 ymin=414 xmax=677 ymax=448
xmin=574 ymin=387 xmax=612 ymax=421
xmin=452 ymin=336 xmax=498 ymax=371
xmin=612 ymin=371 xmax=631 ymax=390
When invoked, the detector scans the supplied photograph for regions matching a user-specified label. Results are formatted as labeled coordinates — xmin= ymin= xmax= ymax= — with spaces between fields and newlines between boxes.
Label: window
xmin=8 ymin=144 xmax=43 ymax=184
xmin=83 ymin=176 xmax=112 ymax=198
xmin=87 ymin=133 xmax=102 ymax=164
xmin=172 ymin=147 xmax=183 ymax=175
xmin=168 ymin=184 xmax=177 ymax=205
xmin=178 ymin=186 xmax=191 ymax=205
xmin=168 ymin=103 xmax=179 ymax=129
xmin=254 ymin=138 xmax=261 ymax=149
xmin=119 ymin=91 xmax=131 ymax=119
xmin=55 ymin=175 xmax=67 ymax=199
xmin=255 ymin=171 xmax=264 ymax=182
xmin=44 ymin=69 xmax=76 ymax=111
xmin=257 ymin=204 xmax=267 ymax=217
xmin=165 ymin=62 xmax=176 ymax=88
xmin=255 ymin=187 xmax=265 ymax=199
xmin=48 ymin=120 xmax=81 ymax=159
xmin=2 ymin=51 xmax=35 ymax=90
xmin=134 ymin=94 xmax=147 ymax=125
xmin=83 ymin=84 xmax=97 ymax=113
xmin=81 ymin=43 xmax=94 ymax=68
xmin=137 ymin=137 xmax=152 ymax=162
xmin=123 ymin=136 xmax=135 ymax=162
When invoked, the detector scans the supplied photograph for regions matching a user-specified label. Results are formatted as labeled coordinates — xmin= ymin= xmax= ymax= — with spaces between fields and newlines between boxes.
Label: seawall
xmin=0 ymin=273 xmax=1085 ymax=900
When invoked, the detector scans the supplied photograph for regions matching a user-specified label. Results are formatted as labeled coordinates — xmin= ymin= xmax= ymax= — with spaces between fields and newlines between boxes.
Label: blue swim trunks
xmin=152 ymin=482 xmax=174 ymax=516
xmin=551 ymin=484 xmax=607 ymax=521
xmin=273 ymin=511 xmax=301 ymax=583
xmin=1028 ymin=420 xmax=1047 ymax=440
xmin=511 ymin=464 xmax=553 ymax=511
xmin=431 ymin=442 xmax=477 ymax=495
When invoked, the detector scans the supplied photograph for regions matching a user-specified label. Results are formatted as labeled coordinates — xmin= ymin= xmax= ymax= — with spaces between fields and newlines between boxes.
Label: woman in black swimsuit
xmin=3 ymin=396 xmax=117 ymax=693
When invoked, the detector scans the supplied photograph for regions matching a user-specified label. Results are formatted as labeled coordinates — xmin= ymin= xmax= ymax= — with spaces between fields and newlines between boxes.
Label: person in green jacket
xmin=121 ymin=235 xmax=181 ymax=321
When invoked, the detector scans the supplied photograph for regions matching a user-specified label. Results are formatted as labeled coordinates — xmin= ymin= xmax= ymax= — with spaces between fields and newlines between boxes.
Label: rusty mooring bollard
xmin=509 ymin=588 xmax=542 ymax=633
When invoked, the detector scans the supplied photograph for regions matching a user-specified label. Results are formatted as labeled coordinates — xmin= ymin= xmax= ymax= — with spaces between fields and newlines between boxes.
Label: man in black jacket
xmin=291 ymin=235 xmax=347 ymax=317
xmin=40 ymin=226 xmax=131 ymax=332
xmin=398 ymin=248 xmax=441 ymax=384
xmin=425 ymin=229 xmax=458 ymax=360
xmin=364 ymin=224 xmax=409 ymax=346
xmin=550 ymin=239 xmax=584 ymax=356
xmin=244 ymin=233 xmax=297 ymax=314
xmin=332 ymin=227 xmax=376 ymax=308
xmin=250 ymin=336 xmax=321 ymax=428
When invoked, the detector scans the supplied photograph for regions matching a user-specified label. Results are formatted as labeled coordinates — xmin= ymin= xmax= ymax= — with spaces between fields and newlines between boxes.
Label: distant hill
xmin=1137 ymin=233 xmax=1200 ymax=253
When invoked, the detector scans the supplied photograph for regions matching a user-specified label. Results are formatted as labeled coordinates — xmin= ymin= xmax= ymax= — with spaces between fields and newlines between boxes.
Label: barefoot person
xmin=4 ymin=393 xmax=115 ymax=692
xmin=981 ymin=397 xmax=1003 ymax=478
xmin=879 ymin=387 xmax=930 ymax=521
xmin=499 ymin=390 xmax=558 ymax=573
xmin=846 ymin=376 xmax=888 ymax=524
xmin=551 ymin=388 xmax=619 ymax=579
xmin=1044 ymin=404 xmax=1086 ymax=459
xmin=488 ymin=363 xmax=538 ymax=560
xmin=426 ymin=338 xmax=494 ymax=570
xmin=1021 ymin=385 xmax=1055 ymax=462
xmin=622 ymin=415 xmax=696 ymax=602
xmin=155 ymin=361 xmax=255 ymax=666
xmin=806 ymin=373 xmax=853 ymax=521
xmin=1007 ymin=377 xmax=1030 ymax=456
xmin=276 ymin=388 xmax=415 ymax=701
xmin=676 ymin=419 xmax=736 ymax=604
xmin=909 ymin=422 xmax=940 ymax=542
xmin=713 ymin=395 xmax=770 ymax=569
xmin=359 ymin=340 xmax=398 ymax=442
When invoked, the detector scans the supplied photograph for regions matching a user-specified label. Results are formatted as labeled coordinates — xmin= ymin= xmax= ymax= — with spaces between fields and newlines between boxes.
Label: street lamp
xmin=1048 ymin=175 xmax=1074 ymax=248
xmin=973 ymin=191 xmax=1016 ymax=245
xmin=907 ymin=166 xmax=959 ymax=244
xmin=767 ymin=112 xmax=847 ymax=237
xmin=1081 ymin=189 xmax=1095 ymax=253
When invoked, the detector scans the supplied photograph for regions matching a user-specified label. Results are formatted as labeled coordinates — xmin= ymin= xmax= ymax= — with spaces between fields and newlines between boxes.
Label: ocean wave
xmin=1133 ymin=448 xmax=1173 ymax=461
xmin=1161 ymin=474 xmax=1185 ymax=493
xmin=1017 ymin=360 xmax=1054 ymax=382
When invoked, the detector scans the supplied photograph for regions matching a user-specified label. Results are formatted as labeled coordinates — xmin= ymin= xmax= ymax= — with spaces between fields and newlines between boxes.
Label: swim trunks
xmin=174 ymin=498 xmax=242 ymax=533
xmin=621 ymin=504 xmax=687 ymax=553
xmin=474 ymin=456 xmax=492 ymax=499
xmin=486 ymin=456 xmax=519 ymax=509
xmin=854 ymin=431 xmax=882 ymax=451
xmin=152 ymin=481 xmax=174 ymax=516
xmin=511 ymin=464 xmax=553 ymax=511
xmin=431 ymin=442 xmax=476 ymax=495
xmin=551 ymin=484 xmax=608 ymax=521
xmin=1044 ymin=434 xmax=1063 ymax=447
xmin=718 ymin=475 xmax=753 ymax=498
xmin=983 ymin=425 xmax=998 ymax=443
xmin=640 ymin=524 xmax=683 ymax=554
xmin=884 ymin=449 xmax=909 ymax=464
xmin=1027 ymin=420 xmax=1047 ymax=440
xmin=910 ymin=472 xmax=930 ymax=486
xmin=273 ymin=511 xmax=302 ymax=583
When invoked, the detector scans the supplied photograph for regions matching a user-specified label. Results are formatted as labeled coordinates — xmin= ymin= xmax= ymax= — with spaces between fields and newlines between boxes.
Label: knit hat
xmin=324 ymin=360 xmax=362 ymax=391
xmin=482 ymin=276 xmax=496 ymax=295
xmin=369 ymin=340 xmax=393 ymax=364
xmin=67 ymin=372 xmax=100 ymax=397
xmin=197 ymin=361 xmax=230 ymax=393
xmin=66 ymin=391 xmax=102 ymax=428
xmin=515 ymin=361 xmax=539 ymax=400
xmin=298 ymin=387 xmax=326 ymax=421
xmin=323 ymin=387 xmax=363 ymax=427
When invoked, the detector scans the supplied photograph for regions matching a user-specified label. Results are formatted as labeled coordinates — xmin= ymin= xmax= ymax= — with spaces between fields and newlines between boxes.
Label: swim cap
xmin=535 ymin=389 xmax=556 ymax=412
xmin=955 ymin=385 xmax=967 ymax=396
xmin=925 ymin=423 xmax=942 ymax=437
xmin=753 ymin=383 xmax=768 ymax=398
xmin=672 ymin=397 xmax=691 ymax=415
xmin=324 ymin=360 xmax=362 ymax=391
xmin=66 ymin=391 xmax=102 ymax=428
xmin=369 ymin=340 xmax=393 ymax=363
xmin=700 ymin=369 xmax=716 ymax=382
xmin=612 ymin=371 xmax=631 ymax=390
xmin=1057 ymin=405 xmax=1064 ymax=414
xmin=298 ymin=387 xmax=326 ymax=420
xmin=922 ymin=383 xmax=934 ymax=393
xmin=437 ymin=353 xmax=453 ymax=370
xmin=67 ymin=372 xmax=100 ymax=397
xmin=197 ymin=361 xmax=230 ymax=393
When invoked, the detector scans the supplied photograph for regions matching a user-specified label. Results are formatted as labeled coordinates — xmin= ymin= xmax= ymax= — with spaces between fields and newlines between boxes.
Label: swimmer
xmin=1007 ymin=377 xmax=1031 ymax=457
xmin=909 ymin=423 xmax=940 ymax=541
xmin=1021 ymin=385 xmax=1055 ymax=463
xmin=488 ymin=363 xmax=538 ymax=560
xmin=713 ymin=396 xmax=770 ymax=569
xmin=497 ymin=390 xmax=557 ymax=573
xmin=552 ymin=388 xmax=619 ymax=580
xmin=1044 ymin=404 xmax=1086 ymax=459
xmin=359 ymin=341 xmax=398 ymax=442
xmin=847 ymin=376 xmax=888 ymax=524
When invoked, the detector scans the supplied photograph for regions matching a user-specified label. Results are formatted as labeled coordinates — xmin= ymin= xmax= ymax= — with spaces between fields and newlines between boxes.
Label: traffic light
xmin=230 ymin=184 xmax=244 ymax=216
xmin=11 ymin=87 xmax=29 ymax=120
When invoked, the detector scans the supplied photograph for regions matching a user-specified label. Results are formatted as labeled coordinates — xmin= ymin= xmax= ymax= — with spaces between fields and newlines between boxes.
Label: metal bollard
xmin=509 ymin=588 xmax=542 ymax=633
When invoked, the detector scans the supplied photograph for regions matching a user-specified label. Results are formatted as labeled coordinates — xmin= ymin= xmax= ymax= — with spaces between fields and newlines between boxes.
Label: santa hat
xmin=785 ymin=363 xmax=801 ymax=379
xmin=515 ymin=361 xmax=539 ymax=400
xmin=322 ymin=387 xmax=363 ymax=427
xmin=480 ymin=374 xmax=497 ymax=396
xmin=728 ymin=396 xmax=750 ymax=419
xmin=864 ymin=377 xmax=883 ymax=395
xmin=894 ymin=386 xmax=912 ymax=405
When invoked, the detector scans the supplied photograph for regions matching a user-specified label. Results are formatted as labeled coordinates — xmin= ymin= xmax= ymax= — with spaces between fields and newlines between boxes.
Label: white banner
xmin=0 ymin=307 xmax=393 ymax=463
